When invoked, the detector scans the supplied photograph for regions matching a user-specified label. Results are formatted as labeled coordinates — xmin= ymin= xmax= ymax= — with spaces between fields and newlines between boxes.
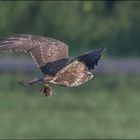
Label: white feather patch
xmin=30 ymin=52 xmax=39 ymax=67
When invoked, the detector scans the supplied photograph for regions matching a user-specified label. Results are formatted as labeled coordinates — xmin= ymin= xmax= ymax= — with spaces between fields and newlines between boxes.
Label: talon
xmin=40 ymin=85 xmax=52 ymax=96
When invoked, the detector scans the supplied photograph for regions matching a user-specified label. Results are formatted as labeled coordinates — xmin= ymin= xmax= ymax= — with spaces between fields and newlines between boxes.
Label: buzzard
xmin=0 ymin=34 xmax=106 ymax=96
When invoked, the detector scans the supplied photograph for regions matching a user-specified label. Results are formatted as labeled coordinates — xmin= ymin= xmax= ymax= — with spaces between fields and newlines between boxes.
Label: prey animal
xmin=0 ymin=34 xmax=106 ymax=96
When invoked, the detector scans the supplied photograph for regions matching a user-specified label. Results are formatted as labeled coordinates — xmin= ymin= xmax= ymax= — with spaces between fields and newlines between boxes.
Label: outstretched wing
xmin=0 ymin=34 xmax=69 ymax=76
xmin=71 ymin=47 xmax=106 ymax=71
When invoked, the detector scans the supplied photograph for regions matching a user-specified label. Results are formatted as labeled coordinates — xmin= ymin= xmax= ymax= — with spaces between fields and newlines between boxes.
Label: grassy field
xmin=0 ymin=73 xmax=140 ymax=139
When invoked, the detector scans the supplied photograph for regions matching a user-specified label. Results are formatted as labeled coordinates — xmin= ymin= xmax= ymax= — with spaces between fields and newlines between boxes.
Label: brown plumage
xmin=0 ymin=34 xmax=106 ymax=96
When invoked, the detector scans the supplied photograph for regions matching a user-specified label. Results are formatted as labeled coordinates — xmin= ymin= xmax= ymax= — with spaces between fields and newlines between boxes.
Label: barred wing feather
xmin=0 ymin=34 xmax=69 ymax=75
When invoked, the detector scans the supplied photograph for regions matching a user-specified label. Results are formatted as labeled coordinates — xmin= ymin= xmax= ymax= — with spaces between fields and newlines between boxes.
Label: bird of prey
xmin=0 ymin=34 xmax=106 ymax=96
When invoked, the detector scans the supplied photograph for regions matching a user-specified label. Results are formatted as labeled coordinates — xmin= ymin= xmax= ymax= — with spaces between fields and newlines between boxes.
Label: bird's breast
xmin=50 ymin=61 xmax=94 ymax=87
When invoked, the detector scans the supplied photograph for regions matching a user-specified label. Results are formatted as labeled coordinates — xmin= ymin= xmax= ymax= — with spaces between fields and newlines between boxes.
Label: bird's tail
xmin=18 ymin=78 xmax=43 ymax=86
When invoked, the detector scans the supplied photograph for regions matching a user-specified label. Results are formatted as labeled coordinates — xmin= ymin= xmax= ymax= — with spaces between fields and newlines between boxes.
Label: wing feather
xmin=0 ymin=34 xmax=69 ymax=75
xmin=73 ymin=48 xmax=106 ymax=71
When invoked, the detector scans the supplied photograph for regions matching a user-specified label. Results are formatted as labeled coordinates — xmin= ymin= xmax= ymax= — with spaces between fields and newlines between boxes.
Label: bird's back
xmin=48 ymin=48 xmax=106 ymax=87
xmin=49 ymin=60 xmax=93 ymax=87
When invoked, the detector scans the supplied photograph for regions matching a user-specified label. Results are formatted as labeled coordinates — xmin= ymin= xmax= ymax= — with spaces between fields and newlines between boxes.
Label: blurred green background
xmin=0 ymin=1 xmax=140 ymax=139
